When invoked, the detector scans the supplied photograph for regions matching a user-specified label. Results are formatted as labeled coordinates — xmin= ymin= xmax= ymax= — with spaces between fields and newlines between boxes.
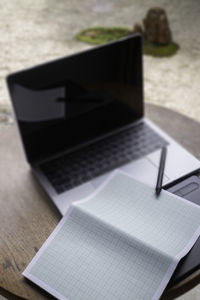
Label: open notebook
xmin=23 ymin=171 xmax=200 ymax=300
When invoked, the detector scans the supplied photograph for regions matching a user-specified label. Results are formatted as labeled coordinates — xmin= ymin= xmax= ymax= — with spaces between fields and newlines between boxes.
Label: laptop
xmin=7 ymin=34 xmax=200 ymax=215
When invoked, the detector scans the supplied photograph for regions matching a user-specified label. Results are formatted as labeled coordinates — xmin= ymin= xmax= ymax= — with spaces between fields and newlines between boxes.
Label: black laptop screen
xmin=7 ymin=35 xmax=143 ymax=164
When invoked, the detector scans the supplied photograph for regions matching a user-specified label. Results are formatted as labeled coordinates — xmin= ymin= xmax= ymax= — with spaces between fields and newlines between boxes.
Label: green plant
xmin=76 ymin=27 xmax=132 ymax=45
xmin=76 ymin=27 xmax=179 ymax=57
xmin=143 ymin=38 xmax=179 ymax=57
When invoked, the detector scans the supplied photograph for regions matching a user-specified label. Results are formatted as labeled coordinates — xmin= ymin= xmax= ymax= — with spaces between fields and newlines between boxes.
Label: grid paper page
xmin=77 ymin=172 xmax=200 ymax=257
xmin=24 ymin=171 xmax=200 ymax=300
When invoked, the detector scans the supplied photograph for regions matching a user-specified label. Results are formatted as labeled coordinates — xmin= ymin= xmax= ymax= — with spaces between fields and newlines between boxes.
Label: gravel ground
xmin=0 ymin=0 xmax=200 ymax=125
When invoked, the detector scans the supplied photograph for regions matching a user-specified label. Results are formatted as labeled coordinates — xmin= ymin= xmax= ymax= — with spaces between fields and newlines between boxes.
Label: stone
xmin=84 ymin=30 xmax=99 ymax=39
xmin=132 ymin=23 xmax=143 ymax=34
xmin=143 ymin=7 xmax=172 ymax=45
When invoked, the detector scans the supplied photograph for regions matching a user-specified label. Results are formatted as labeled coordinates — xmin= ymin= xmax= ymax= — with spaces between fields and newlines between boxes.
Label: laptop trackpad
xmin=92 ymin=157 xmax=160 ymax=189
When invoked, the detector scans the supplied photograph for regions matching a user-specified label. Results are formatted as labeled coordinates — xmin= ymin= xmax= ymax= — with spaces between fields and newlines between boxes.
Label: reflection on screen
xmin=8 ymin=35 xmax=143 ymax=163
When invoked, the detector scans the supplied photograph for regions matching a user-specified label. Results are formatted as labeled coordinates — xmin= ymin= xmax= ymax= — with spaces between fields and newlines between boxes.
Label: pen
xmin=156 ymin=146 xmax=167 ymax=196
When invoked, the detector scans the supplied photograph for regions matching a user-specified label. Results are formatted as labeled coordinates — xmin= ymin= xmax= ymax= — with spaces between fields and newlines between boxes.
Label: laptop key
xmin=40 ymin=122 xmax=168 ymax=194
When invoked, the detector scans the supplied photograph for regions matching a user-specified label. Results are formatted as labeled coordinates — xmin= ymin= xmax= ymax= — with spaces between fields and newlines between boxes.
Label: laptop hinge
xmin=33 ymin=118 xmax=144 ymax=167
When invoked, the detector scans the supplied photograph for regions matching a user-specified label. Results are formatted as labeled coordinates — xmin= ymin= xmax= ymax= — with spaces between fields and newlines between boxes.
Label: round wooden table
xmin=0 ymin=104 xmax=200 ymax=300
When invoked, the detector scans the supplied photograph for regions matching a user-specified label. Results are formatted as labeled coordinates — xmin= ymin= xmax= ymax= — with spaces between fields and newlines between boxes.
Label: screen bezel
xmin=7 ymin=34 xmax=144 ymax=165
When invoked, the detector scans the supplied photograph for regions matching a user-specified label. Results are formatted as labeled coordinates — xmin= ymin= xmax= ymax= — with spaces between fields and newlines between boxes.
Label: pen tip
xmin=155 ymin=188 xmax=161 ymax=197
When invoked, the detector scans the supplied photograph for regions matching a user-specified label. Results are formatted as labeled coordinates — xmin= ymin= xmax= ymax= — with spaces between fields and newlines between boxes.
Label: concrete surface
xmin=0 ymin=0 xmax=200 ymax=125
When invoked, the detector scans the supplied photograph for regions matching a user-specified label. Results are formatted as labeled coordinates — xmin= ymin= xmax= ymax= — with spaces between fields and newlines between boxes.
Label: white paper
xmin=23 ymin=171 xmax=200 ymax=300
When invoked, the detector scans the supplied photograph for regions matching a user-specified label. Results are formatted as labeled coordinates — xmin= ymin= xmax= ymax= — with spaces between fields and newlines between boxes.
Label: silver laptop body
xmin=7 ymin=34 xmax=200 ymax=215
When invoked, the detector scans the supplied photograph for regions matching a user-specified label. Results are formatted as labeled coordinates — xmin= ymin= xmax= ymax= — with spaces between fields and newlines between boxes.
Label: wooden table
xmin=0 ymin=104 xmax=200 ymax=300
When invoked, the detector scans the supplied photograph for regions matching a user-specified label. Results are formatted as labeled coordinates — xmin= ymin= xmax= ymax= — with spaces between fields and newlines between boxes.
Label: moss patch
xmin=76 ymin=27 xmax=179 ymax=57
xmin=143 ymin=38 xmax=179 ymax=57
xmin=76 ymin=27 xmax=132 ymax=45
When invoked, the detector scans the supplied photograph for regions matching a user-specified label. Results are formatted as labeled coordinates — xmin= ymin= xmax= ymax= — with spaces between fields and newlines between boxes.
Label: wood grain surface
xmin=0 ymin=104 xmax=199 ymax=299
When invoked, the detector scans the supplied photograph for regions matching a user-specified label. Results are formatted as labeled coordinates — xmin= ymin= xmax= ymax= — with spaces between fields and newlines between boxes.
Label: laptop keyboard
xmin=40 ymin=122 xmax=168 ymax=194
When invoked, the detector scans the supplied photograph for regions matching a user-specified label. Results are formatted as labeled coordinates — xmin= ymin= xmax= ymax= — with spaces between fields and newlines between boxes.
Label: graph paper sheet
xmin=23 ymin=171 xmax=200 ymax=300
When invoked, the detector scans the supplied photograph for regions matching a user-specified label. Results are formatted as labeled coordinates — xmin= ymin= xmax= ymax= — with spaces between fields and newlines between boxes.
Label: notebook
xmin=23 ymin=171 xmax=200 ymax=300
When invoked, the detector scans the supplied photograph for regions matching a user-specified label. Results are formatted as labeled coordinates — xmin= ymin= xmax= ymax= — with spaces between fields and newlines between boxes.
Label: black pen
xmin=156 ymin=146 xmax=167 ymax=196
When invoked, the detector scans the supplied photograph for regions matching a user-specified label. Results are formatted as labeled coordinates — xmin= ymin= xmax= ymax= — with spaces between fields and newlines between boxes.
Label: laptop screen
xmin=7 ymin=34 xmax=143 ymax=164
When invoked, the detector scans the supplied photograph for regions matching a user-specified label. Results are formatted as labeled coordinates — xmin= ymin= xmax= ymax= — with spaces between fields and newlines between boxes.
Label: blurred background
xmin=0 ymin=0 xmax=200 ymax=298
xmin=0 ymin=0 xmax=200 ymax=126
